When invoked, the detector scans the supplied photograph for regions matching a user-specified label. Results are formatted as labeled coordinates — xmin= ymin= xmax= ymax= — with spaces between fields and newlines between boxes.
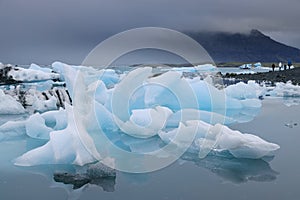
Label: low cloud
xmin=1 ymin=0 xmax=300 ymax=64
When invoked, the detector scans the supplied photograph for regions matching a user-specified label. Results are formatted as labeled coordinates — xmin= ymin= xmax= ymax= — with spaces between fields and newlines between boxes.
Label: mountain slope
xmin=186 ymin=30 xmax=300 ymax=63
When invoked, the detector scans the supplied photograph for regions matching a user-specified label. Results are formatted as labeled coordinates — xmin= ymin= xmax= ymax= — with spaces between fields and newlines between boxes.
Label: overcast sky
xmin=1 ymin=0 xmax=300 ymax=64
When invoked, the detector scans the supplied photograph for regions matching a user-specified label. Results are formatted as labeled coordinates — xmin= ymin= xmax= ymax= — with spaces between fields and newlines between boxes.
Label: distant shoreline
xmin=2 ymin=62 xmax=300 ymax=86
xmin=223 ymin=67 xmax=300 ymax=85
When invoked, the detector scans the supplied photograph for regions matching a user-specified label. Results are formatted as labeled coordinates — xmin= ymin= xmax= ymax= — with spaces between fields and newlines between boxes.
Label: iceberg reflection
xmin=181 ymin=152 xmax=279 ymax=184
xmin=53 ymin=172 xmax=116 ymax=191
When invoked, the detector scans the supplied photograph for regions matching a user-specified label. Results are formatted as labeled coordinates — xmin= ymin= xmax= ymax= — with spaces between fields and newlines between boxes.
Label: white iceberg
xmin=31 ymin=95 xmax=58 ymax=113
xmin=29 ymin=63 xmax=53 ymax=73
xmin=0 ymin=108 xmax=67 ymax=141
xmin=116 ymin=106 xmax=172 ymax=138
xmin=159 ymin=121 xmax=280 ymax=159
xmin=239 ymin=63 xmax=252 ymax=69
xmin=25 ymin=108 xmax=67 ymax=140
xmin=7 ymin=66 xmax=59 ymax=82
xmin=15 ymin=104 xmax=100 ymax=166
xmin=167 ymin=64 xmax=218 ymax=74
xmin=225 ymin=80 xmax=265 ymax=100
xmin=0 ymin=120 xmax=26 ymax=141
xmin=0 ymin=89 xmax=25 ymax=114
xmin=253 ymin=62 xmax=262 ymax=68
xmin=12 ymin=63 xmax=280 ymax=168
xmin=268 ymin=81 xmax=300 ymax=97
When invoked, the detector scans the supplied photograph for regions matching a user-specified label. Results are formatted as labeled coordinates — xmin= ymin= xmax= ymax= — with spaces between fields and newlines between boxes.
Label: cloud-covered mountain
xmin=187 ymin=29 xmax=300 ymax=63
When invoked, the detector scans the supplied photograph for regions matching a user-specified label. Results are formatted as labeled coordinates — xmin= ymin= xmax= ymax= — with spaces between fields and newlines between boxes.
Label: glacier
xmin=9 ymin=62 xmax=281 ymax=170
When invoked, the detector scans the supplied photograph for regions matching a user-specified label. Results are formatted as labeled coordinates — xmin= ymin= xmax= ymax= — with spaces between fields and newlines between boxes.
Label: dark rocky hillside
xmin=187 ymin=29 xmax=300 ymax=63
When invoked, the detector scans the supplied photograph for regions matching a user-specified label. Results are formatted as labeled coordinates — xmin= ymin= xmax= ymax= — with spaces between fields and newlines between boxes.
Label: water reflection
xmin=14 ymin=143 xmax=279 ymax=200
xmin=282 ymin=97 xmax=300 ymax=107
xmin=51 ymin=162 xmax=116 ymax=192
xmin=15 ymin=162 xmax=116 ymax=200
xmin=53 ymin=172 xmax=116 ymax=191
xmin=181 ymin=153 xmax=279 ymax=184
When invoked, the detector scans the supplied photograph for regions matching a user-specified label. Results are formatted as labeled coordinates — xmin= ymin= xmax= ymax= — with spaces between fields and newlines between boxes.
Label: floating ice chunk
xmin=269 ymin=81 xmax=300 ymax=97
xmin=253 ymin=62 xmax=262 ymax=68
xmin=159 ymin=121 xmax=203 ymax=152
xmin=159 ymin=120 xmax=280 ymax=159
xmin=15 ymin=69 xmax=104 ymax=166
xmin=98 ymin=69 xmax=120 ymax=87
xmin=13 ymin=64 xmax=279 ymax=167
xmin=169 ymin=64 xmax=218 ymax=73
xmin=52 ymin=62 xmax=107 ymax=100
xmin=0 ymin=89 xmax=25 ymax=114
xmin=226 ymin=81 xmax=265 ymax=100
xmin=15 ymin=104 xmax=101 ymax=166
xmin=195 ymin=64 xmax=219 ymax=72
xmin=168 ymin=66 xmax=197 ymax=73
xmin=214 ymin=124 xmax=280 ymax=158
xmin=7 ymin=66 xmax=59 ymax=82
xmin=0 ymin=108 xmax=67 ymax=141
xmin=40 ymin=108 xmax=67 ymax=130
xmin=239 ymin=63 xmax=252 ymax=69
xmin=0 ymin=120 xmax=26 ymax=141
xmin=29 ymin=63 xmax=52 ymax=73
xmin=25 ymin=113 xmax=53 ymax=140
xmin=116 ymin=106 xmax=172 ymax=138
xmin=32 ymin=95 xmax=58 ymax=113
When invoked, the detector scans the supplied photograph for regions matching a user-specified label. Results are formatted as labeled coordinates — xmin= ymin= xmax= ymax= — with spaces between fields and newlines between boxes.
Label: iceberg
xmin=116 ymin=106 xmax=172 ymax=138
xmin=166 ymin=64 xmax=218 ymax=74
xmin=0 ymin=108 xmax=67 ymax=141
xmin=159 ymin=121 xmax=279 ymax=159
xmin=7 ymin=65 xmax=59 ymax=82
xmin=268 ymin=81 xmax=300 ymax=97
xmin=31 ymin=95 xmax=58 ymax=113
xmin=29 ymin=63 xmax=53 ymax=73
xmin=13 ymin=63 xmax=280 ymax=170
xmin=0 ymin=89 xmax=25 ymax=114
xmin=253 ymin=62 xmax=262 ymax=68
xmin=239 ymin=63 xmax=252 ymax=69
xmin=15 ymin=104 xmax=100 ymax=166
xmin=0 ymin=120 xmax=26 ymax=141
xmin=225 ymin=80 xmax=265 ymax=100
xmin=25 ymin=108 xmax=67 ymax=140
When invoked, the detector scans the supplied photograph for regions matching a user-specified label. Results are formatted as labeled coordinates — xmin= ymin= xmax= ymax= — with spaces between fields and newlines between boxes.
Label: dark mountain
xmin=186 ymin=29 xmax=300 ymax=63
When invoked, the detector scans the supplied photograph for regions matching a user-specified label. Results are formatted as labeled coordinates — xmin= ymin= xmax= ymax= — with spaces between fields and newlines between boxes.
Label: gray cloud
xmin=1 ymin=0 xmax=300 ymax=64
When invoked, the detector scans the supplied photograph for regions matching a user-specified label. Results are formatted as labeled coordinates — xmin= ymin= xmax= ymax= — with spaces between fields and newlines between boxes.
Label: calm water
xmin=0 ymin=98 xmax=300 ymax=200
